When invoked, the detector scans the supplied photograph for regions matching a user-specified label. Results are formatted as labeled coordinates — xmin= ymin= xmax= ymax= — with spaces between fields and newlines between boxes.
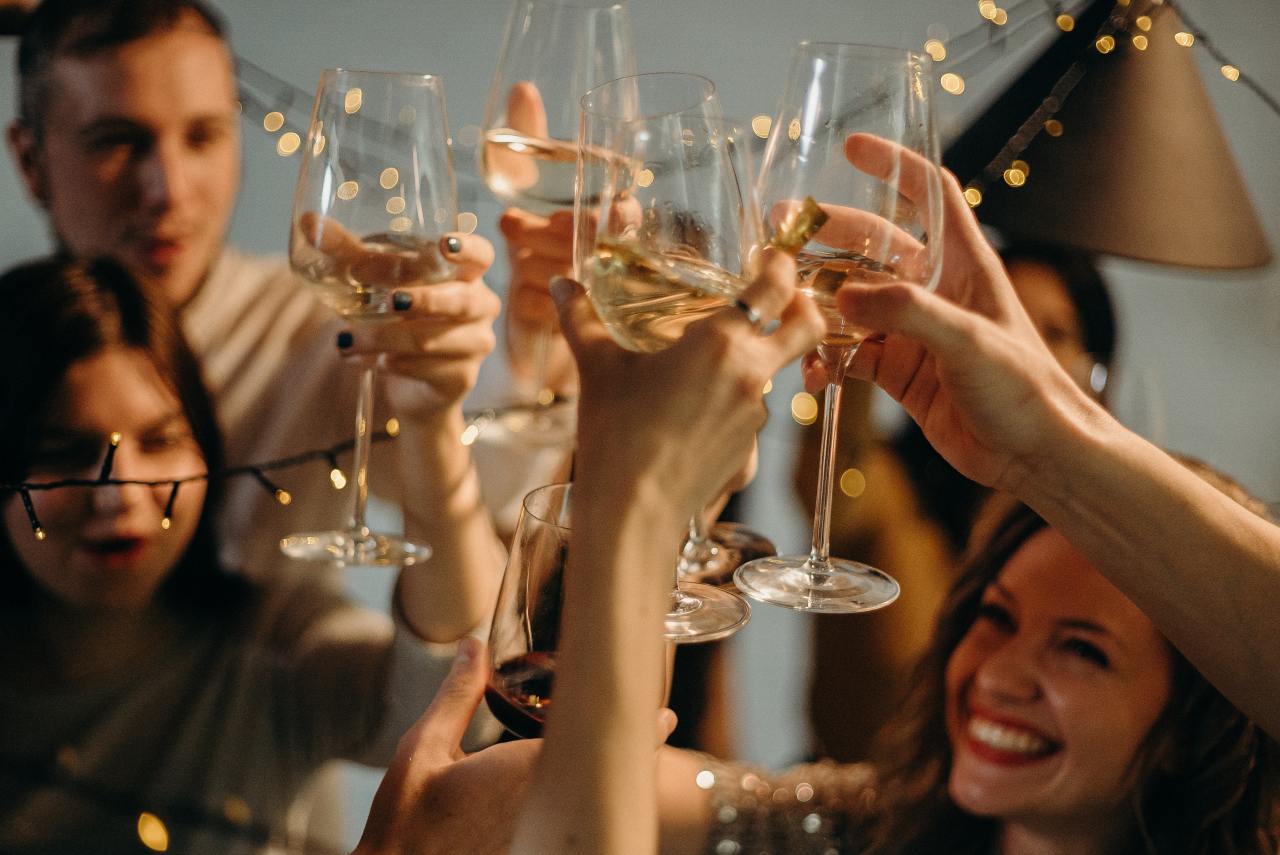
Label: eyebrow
xmin=76 ymin=112 xmax=237 ymax=137
xmin=38 ymin=411 xmax=188 ymax=441
xmin=988 ymin=582 xmax=1125 ymax=649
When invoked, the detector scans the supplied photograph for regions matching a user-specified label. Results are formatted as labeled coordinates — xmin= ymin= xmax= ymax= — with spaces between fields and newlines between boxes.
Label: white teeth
xmin=968 ymin=717 xmax=1054 ymax=756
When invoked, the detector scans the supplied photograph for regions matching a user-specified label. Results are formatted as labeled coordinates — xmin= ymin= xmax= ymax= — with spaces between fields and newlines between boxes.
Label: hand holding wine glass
xmin=282 ymin=68 xmax=461 ymax=567
xmin=575 ymin=73 xmax=785 ymax=639
xmin=480 ymin=0 xmax=634 ymax=420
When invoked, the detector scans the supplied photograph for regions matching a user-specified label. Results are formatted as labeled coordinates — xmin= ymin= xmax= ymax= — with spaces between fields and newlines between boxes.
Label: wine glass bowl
xmin=575 ymin=72 xmax=764 ymax=642
xmin=280 ymin=69 xmax=458 ymax=567
xmin=576 ymin=73 xmax=752 ymax=353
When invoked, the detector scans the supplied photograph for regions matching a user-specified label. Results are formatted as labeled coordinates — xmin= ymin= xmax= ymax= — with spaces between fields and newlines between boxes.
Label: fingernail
xmin=336 ymin=330 xmax=353 ymax=349
xmin=549 ymin=276 xmax=573 ymax=304
xmin=443 ymin=236 xmax=462 ymax=255
xmin=392 ymin=290 xmax=413 ymax=311
xmin=456 ymin=636 xmax=480 ymax=663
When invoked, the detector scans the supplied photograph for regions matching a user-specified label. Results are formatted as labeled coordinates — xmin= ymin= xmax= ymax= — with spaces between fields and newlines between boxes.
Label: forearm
xmin=511 ymin=474 xmax=685 ymax=855
xmin=1019 ymin=411 xmax=1280 ymax=736
xmin=396 ymin=409 xmax=505 ymax=642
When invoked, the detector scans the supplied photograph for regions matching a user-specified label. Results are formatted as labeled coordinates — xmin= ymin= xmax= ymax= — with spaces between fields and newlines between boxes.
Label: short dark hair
xmin=0 ymin=255 xmax=249 ymax=614
xmin=15 ymin=0 xmax=228 ymax=135
xmin=999 ymin=242 xmax=1118 ymax=371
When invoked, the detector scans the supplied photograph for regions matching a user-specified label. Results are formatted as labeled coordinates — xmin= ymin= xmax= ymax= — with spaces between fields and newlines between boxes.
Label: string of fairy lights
xmin=1 ymin=423 xmax=401 ymax=541
xmin=918 ymin=0 xmax=1280 ymax=208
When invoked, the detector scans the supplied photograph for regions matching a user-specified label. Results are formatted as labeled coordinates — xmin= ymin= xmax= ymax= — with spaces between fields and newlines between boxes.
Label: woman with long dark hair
xmin=0 ymin=257 xmax=492 ymax=853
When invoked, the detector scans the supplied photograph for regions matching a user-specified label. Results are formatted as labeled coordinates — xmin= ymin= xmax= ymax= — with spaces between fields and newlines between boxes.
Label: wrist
xmin=1012 ymin=393 xmax=1126 ymax=514
xmin=572 ymin=465 xmax=689 ymax=551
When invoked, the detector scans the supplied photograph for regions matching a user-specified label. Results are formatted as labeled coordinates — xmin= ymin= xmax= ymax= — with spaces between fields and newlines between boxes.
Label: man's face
xmin=12 ymin=21 xmax=241 ymax=304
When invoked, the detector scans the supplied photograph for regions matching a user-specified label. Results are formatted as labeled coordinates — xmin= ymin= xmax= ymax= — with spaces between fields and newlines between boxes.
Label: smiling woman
xmin=660 ymin=488 xmax=1278 ymax=855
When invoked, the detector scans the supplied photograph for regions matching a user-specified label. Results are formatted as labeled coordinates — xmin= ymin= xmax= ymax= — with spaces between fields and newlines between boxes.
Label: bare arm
xmin=511 ymin=252 xmax=825 ymax=853
xmin=819 ymin=134 xmax=1280 ymax=737
xmin=338 ymin=231 xmax=506 ymax=642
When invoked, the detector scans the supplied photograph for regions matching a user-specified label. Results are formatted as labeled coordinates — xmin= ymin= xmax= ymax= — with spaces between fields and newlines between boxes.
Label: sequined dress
xmin=695 ymin=756 xmax=879 ymax=854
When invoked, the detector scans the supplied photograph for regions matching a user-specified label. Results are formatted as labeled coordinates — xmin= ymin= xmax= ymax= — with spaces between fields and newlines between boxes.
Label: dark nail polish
xmin=336 ymin=330 xmax=353 ymax=349
xmin=444 ymin=236 xmax=462 ymax=254
xmin=392 ymin=290 xmax=413 ymax=311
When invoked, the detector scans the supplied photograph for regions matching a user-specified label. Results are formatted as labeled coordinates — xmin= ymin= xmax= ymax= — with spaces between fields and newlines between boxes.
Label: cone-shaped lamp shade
xmin=945 ymin=2 xmax=1271 ymax=269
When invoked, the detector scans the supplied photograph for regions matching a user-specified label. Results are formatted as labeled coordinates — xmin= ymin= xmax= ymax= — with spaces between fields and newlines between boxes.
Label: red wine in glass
xmin=484 ymin=651 xmax=557 ymax=739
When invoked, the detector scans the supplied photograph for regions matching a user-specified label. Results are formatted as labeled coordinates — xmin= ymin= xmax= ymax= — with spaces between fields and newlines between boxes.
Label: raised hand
xmin=333 ymin=231 xmax=502 ymax=416
xmin=352 ymin=639 xmax=537 ymax=855
xmin=560 ymin=246 xmax=824 ymax=523
xmin=499 ymin=206 xmax=577 ymax=397
xmin=803 ymin=133 xmax=1099 ymax=494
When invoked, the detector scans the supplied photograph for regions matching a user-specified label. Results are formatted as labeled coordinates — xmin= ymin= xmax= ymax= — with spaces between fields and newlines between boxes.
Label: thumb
xmin=507 ymin=80 xmax=550 ymax=138
xmin=551 ymin=275 xmax=614 ymax=359
xmin=412 ymin=636 xmax=489 ymax=759
xmin=656 ymin=708 xmax=679 ymax=745
xmin=837 ymin=281 xmax=979 ymax=364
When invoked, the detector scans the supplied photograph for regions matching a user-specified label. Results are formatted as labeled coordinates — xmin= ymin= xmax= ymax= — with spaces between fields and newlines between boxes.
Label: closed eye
xmin=976 ymin=601 xmax=1015 ymax=632
xmin=1063 ymin=637 xmax=1110 ymax=669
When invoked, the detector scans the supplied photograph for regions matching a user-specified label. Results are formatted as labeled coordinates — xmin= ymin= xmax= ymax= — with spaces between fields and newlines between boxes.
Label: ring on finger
xmin=733 ymin=298 xmax=780 ymax=336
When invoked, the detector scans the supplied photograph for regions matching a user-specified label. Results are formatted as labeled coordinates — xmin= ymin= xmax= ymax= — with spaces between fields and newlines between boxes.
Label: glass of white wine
xmin=734 ymin=42 xmax=944 ymax=612
xmin=576 ymin=72 xmax=768 ymax=642
xmin=281 ymin=68 xmax=458 ymax=566
xmin=478 ymin=0 xmax=634 ymax=443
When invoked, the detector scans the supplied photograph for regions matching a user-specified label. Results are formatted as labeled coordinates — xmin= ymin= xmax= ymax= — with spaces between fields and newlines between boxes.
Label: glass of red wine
xmin=485 ymin=481 xmax=571 ymax=738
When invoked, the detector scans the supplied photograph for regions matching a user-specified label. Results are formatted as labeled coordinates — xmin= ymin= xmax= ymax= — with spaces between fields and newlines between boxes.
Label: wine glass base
xmin=280 ymin=530 xmax=431 ymax=567
xmin=678 ymin=523 xmax=777 ymax=587
xmin=734 ymin=556 xmax=900 ymax=614
xmin=663 ymin=582 xmax=751 ymax=644
xmin=473 ymin=399 xmax=577 ymax=449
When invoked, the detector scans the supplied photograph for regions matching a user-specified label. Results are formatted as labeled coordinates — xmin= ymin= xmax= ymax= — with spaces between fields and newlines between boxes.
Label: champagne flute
xmin=479 ymin=0 xmax=634 ymax=441
xmin=576 ymin=72 xmax=762 ymax=642
xmin=734 ymin=42 xmax=944 ymax=612
xmin=280 ymin=69 xmax=458 ymax=566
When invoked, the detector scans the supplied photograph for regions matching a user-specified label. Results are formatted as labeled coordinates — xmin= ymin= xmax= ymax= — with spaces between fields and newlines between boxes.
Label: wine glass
xmin=485 ymin=482 xmax=570 ymax=738
xmin=478 ymin=0 xmax=634 ymax=443
xmin=486 ymin=482 xmax=678 ymax=737
xmin=734 ymin=42 xmax=944 ymax=612
xmin=280 ymin=69 xmax=458 ymax=566
xmin=576 ymin=72 xmax=764 ymax=642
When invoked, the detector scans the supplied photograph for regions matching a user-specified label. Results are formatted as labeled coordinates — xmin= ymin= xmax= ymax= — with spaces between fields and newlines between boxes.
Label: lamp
xmin=944 ymin=0 xmax=1272 ymax=269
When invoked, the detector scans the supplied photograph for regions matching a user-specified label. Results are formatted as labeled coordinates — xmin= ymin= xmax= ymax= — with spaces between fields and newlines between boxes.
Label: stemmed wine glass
xmin=734 ymin=42 xmax=944 ymax=612
xmin=281 ymin=69 xmax=458 ymax=566
xmin=478 ymin=0 xmax=634 ymax=443
xmin=485 ymin=482 xmax=571 ymax=738
xmin=486 ymin=482 xmax=676 ymax=738
xmin=576 ymin=72 xmax=766 ymax=641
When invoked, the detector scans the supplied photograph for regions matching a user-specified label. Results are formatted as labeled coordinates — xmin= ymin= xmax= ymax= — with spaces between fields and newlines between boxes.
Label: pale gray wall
xmin=2 ymin=0 xmax=1277 ymax=844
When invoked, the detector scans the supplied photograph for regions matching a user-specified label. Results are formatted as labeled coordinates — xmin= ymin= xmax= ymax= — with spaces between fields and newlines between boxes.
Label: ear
xmin=7 ymin=120 xmax=49 ymax=208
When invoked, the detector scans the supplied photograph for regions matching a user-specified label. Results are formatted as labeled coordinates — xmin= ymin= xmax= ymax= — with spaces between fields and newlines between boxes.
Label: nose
xmin=136 ymin=137 xmax=194 ymax=214
xmin=972 ymin=636 xmax=1043 ymax=704
xmin=90 ymin=445 xmax=153 ymax=516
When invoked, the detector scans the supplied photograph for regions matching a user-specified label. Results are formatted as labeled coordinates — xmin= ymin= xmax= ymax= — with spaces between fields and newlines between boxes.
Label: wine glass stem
xmin=348 ymin=362 xmax=376 ymax=536
xmin=808 ymin=344 xmax=854 ymax=571
xmin=682 ymin=513 xmax=713 ymax=564
xmin=531 ymin=322 xmax=552 ymax=404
